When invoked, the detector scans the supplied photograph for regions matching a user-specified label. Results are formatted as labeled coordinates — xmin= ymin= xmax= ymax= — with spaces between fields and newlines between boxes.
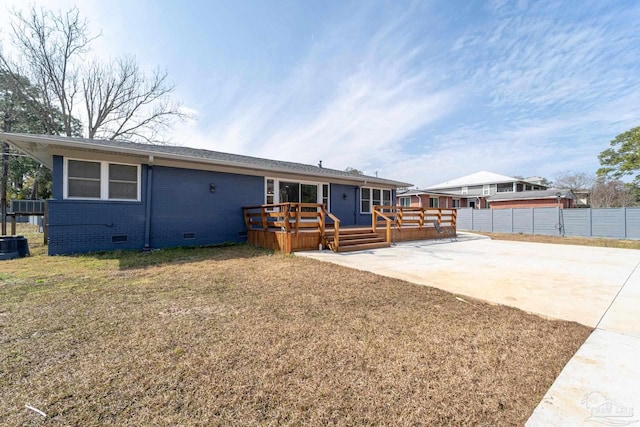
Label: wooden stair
xmin=325 ymin=227 xmax=390 ymax=252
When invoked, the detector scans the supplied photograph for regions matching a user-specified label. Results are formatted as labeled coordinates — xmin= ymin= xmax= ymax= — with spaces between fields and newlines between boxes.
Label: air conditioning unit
xmin=9 ymin=199 xmax=46 ymax=215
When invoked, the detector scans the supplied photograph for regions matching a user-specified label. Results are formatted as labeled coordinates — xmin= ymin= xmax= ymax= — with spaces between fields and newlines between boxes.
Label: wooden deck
xmin=243 ymin=203 xmax=456 ymax=254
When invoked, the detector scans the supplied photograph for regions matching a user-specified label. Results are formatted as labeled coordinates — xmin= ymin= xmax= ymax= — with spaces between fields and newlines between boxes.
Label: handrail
xmin=243 ymin=202 xmax=323 ymax=210
xmin=372 ymin=208 xmax=392 ymax=245
xmin=371 ymin=206 xmax=457 ymax=230
xmin=326 ymin=211 xmax=341 ymax=251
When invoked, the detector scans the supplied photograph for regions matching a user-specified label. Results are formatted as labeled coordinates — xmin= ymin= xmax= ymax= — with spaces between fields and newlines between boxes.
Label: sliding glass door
xmin=268 ymin=179 xmax=329 ymax=211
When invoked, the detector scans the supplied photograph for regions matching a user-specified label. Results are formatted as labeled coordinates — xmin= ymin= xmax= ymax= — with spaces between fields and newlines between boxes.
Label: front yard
xmin=1 ymin=227 xmax=590 ymax=425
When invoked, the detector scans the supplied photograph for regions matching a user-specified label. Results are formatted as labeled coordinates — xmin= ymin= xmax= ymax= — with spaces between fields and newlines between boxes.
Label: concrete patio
xmin=297 ymin=233 xmax=640 ymax=425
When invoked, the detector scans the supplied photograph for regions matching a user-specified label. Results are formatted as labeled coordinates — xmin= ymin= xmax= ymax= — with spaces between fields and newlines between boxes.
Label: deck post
xmin=419 ymin=209 xmax=424 ymax=229
xmin=261 ymin=207 xmax=267 ymax=230
xmin=386 ymin=218 xmax=391 ymax=244
xmin=319 ymin=207 xmax=325 ymax=245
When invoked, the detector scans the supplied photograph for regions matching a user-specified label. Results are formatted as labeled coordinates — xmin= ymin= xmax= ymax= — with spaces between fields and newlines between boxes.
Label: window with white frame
xmin=361 ymin=187 xmax=392 ymax=213
xmin=264 ymin=178 xmax=329 ymax=210
xmin=482 ymin=184 xmax=490 ymax=196
xmin=383 ymin=189 xmax=391 ymax=207
xmin=65 ymin=159 xmax=140 ymax=201
xmin=399 ymin=196 xmax=410 ymax=207
xmin=461 ymin=186 xmax=468 ymax=195
xmin=429 ymin=197 xmax=439 ymax=208
xmin=452 ymin=198 xmax=460 ymax=208
xmin=360 ymin=188 xmax=371 ymax=213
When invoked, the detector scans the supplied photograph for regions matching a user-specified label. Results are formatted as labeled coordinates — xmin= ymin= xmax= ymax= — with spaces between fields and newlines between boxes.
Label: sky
xmin=1 ymin=0 xmax=639 ymax=187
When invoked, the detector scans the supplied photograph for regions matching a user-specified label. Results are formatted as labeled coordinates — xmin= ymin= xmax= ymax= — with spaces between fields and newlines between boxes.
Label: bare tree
xmin=0 ymin=6 xmax=93 ymax=136
xmin=0 ymin=6 xmax=184 ymax=142
xmin=552 ymin=171 xmax=595 ymax=191
xmin=83 ymin=57 xmax=184 ymax=142
xmin=590 ymin=179 xmax=637 ymax=208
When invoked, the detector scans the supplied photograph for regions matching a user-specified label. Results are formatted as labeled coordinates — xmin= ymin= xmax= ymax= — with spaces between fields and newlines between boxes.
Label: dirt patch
xmin=0 ymin=230 xmax=591 ymax=426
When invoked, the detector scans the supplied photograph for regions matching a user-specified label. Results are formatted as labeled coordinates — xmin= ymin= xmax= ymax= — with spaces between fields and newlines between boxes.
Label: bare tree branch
xmin=1 ymin=6 xmax=186 ymax=143
xmin=2 ymin=6 xmax=95 ymax=136
xmin=83 ymin=58 xmax=186 ymax=143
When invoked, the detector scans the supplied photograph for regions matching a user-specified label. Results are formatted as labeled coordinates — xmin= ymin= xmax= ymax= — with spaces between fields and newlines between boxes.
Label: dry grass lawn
xmin=475 ymin=231 xmax=640 ymax=250
xmin=1 ymin=226 xmax=590 ymax=426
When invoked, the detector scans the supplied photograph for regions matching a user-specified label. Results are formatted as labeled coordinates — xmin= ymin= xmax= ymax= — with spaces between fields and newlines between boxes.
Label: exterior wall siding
xmin=47 ymin=156 xmax=398 ymax=254
xmin=149 ymin=166 xmax=264 ymax=249
xmin=457 ymin=207 xmax=640 ymax=240
xmin=48 ymin=162 xmax=264 ymax=254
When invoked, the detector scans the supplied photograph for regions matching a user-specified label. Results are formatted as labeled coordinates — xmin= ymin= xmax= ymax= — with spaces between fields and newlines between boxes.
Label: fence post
xmin=509 ymin=208 xmax=513 ymax=234
xmin=531 ymin=208 xmax=535 ymax=234
xmin=622 ymin=207 xmax=627 ymax=239
xmin=491 ymin=209 xmax=494 ymax=233
xmin=588 ymin=208 xmax=593 ymax=237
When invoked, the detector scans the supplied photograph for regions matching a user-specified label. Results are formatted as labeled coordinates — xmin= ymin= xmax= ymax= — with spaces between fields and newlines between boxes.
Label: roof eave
xmin=1 ymin=133 xmax=411 ymax=188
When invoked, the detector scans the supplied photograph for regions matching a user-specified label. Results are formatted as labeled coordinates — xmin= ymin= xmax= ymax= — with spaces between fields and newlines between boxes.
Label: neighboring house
xmin=573 ymin=189 xmax=590 ymax=207
xmin=2 ymin=133 xmax=410 ymax=255
xmin=396 ymin=189 xmax=468 ymax=209
xmin=487 ymin=188 xmax=575 ymax=209
xmin=423 ymin=171 xmax=548 ymax=209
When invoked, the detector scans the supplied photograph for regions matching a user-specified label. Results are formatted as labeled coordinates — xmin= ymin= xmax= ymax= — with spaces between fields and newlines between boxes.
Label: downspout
xmin=143 ymin=156 xmax=154 ymax=253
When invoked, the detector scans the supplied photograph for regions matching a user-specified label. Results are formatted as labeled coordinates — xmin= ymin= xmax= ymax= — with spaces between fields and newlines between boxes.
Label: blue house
xmin=2 ymin=133 xmax=412 ymax=255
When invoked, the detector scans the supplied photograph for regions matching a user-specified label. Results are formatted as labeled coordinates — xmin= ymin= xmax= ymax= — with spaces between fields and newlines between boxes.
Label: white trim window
xmin=264 ymin=177 xmax=329 ymax=210
xmin=360 ymin=188 xmax=371 ymax=213
xmin=461 ymin=186 xmax=468 ymax=195
xmin=361 ymin=187 xmax=392 ymax=213
xmin=452 ymin=198 xmax=460 ymax=208
xmin=429 ymin=197 xmax=439 ymax=208
xmin=483 ymin=184 xmax=490 ymax=196
xmin=399 ymin=196 xmax=411 ymax=207
xmin=64 ymin=158 xmax=140 ymax=201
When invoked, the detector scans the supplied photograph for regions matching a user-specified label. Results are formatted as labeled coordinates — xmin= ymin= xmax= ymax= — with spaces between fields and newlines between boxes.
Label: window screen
xmin=68 ymin=160 xmax=101 ymax=198
xmin=108 ymin=164 xmax=138 ymax=200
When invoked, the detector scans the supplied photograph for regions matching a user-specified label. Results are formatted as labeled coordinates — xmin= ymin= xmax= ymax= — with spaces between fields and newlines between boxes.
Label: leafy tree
xmin=597 ymin=126 xmax=640 ymax=184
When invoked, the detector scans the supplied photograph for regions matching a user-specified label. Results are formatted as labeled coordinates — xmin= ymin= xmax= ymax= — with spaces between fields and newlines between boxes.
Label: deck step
xmin=324 ymin=226 xmax=390 ymax=252
xmin=337 ymin=241 xmax=390 ymax=252
xmin=339 ymin=236 xmax=386 ymax=246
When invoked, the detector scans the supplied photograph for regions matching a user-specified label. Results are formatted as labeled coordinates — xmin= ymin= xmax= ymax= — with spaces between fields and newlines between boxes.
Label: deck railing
xmin=243 ymin=204 xmax=456 ymax=252
xmin=243 ymin=203 xmax=326 ymax=234
xmin=372 ymin=206 xmax=457 ymax=229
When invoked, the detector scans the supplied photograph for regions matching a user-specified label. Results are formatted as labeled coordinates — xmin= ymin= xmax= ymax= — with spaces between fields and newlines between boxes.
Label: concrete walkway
xmin=296 ymin=233 xmax=640 ymax=425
